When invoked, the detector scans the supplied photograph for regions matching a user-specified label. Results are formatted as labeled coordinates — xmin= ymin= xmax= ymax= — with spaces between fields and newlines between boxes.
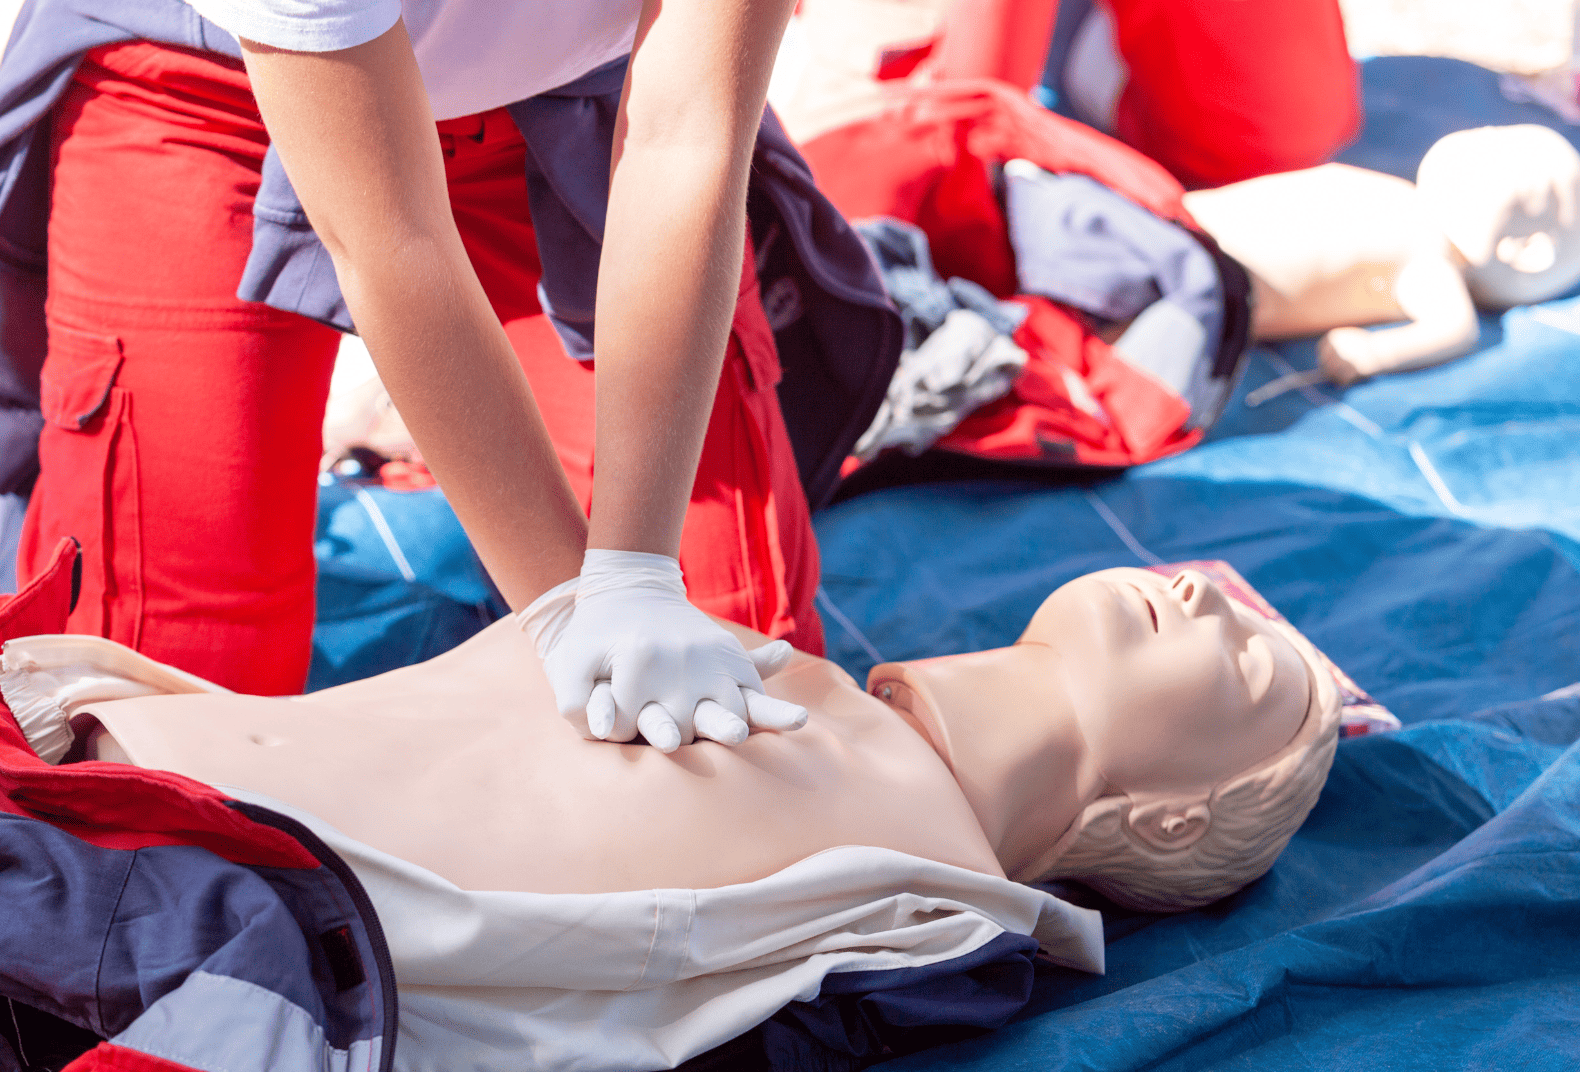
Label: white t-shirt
xmin=185 ymin=0 xmax=643 ymax=120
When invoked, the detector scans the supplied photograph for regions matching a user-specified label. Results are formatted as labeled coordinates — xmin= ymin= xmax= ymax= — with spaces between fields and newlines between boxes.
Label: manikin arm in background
xmin=1316 ymin=255 xmax=1480 ymax=386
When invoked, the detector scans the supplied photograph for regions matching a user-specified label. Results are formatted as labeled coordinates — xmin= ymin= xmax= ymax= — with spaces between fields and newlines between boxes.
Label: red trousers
xmin=23 ymin=42 xmax=822 ymax=695
xmin=931 ymin=0 xmax=1358 ymax=189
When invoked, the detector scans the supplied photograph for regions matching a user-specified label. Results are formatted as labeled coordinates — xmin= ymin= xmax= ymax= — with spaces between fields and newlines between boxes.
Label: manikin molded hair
xmin=1018 ymin=616 xmax=1343 ymax=913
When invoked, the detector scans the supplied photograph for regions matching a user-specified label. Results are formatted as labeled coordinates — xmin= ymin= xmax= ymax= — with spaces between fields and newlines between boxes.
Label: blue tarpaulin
xmin=308 ymin=55 xmax=1580 ymax=1069
xmin=812 ymin=56 xmax=1580 ymax=1070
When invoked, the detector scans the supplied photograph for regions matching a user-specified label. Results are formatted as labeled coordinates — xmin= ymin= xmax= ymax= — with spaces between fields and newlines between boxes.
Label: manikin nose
xmin=1169 ymin=569 xmax=1219 ymax=618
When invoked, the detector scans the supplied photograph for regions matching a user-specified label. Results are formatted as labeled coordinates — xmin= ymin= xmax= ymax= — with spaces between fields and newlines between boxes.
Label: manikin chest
xmin=84 ymin=619 xmax=1003 ymax=893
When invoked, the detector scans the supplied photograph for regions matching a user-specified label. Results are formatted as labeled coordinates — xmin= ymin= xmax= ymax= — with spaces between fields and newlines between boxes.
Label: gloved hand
xmin=517 ymin=549 xmax=808 ymax=752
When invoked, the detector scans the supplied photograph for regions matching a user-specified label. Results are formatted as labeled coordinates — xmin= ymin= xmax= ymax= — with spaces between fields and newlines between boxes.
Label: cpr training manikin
xmin=5 ymin=567 xmax=1341 ymax=1069
xmin=1180 ymin=124 xmax=1580 ymax=387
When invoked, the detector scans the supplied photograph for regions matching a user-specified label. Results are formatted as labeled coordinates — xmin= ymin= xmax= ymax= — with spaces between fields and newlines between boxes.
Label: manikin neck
xmin=868 ymin=644 xmax=1108 ymax=880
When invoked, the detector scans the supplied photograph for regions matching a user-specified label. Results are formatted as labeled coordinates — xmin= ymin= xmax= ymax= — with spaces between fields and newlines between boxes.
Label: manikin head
xmin=869 ymin=568 xmax=1341 ymax=913
xmin=1416 ymin=124 xmax=1580 ymax=309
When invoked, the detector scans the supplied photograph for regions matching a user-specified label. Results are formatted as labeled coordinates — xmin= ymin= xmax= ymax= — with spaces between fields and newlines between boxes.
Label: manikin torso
xmin=75 ymin=567 xmax=1311 ymax=898
xmin=1181 ymin=164 xmax=1449 ymax=341
xmin=85 ymin=618 xmax=1004 ymax=894
xmin=1180 ymin=126 xmax=1580 ymax=383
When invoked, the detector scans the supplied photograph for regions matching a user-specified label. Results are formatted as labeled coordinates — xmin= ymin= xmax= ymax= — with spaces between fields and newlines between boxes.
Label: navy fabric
xmin=678 ymin=932 xmax=1043 ymax=1071
xmin=0 ymin=806 xmax=394 ymax=1063
xmin=800 ymin=57 xmax=1580 ymax=1070
xmin=1335 ymin=55 xmax=1580 ymax=180
xmin=759 ymin=933 xmax=1040 ymax=1069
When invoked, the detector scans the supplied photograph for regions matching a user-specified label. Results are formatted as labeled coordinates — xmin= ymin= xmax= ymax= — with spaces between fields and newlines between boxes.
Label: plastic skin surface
xmin=868 ymin=568 xmax=1310 ymax=882
xmin=1181 ymin=125 xmax=1580 ymax=385
xmin=82 ymin=616 xmax=1004 ymax=895
xmin=76 ymin=568 xmax=1323 ymax=903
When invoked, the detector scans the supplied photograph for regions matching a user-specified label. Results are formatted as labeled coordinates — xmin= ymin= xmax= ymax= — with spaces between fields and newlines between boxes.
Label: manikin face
xmin=1020 ymin=567 xmax=1310 ymax=796
xmin=1416 ymin=125 xmax=1580 ymax=309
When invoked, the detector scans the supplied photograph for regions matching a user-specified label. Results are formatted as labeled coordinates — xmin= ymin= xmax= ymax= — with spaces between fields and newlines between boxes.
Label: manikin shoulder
xmin=1183 ymin=163 xmax=1444 ymax=266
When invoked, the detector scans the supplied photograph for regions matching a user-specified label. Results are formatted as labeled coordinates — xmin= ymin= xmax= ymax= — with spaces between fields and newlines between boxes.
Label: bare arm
xmin=239 ymin=24 xmax=586 ymax=609
xmin=589 ymin=0 xmax=797 ymax=556
xmin=1318 ymin=256 xmax=1480 ymax=385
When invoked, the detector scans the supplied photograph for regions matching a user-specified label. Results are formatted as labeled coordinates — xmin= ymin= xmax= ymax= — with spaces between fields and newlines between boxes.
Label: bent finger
xmin=693 ymin=699 xmax=749 ymax=746
xmin=743 ymin=687 xmax=809 ymax=732
xmin=637 ymin=701 xmax=684 ymax=754
xmin=588 ymin=681 xmax=639 ymax=742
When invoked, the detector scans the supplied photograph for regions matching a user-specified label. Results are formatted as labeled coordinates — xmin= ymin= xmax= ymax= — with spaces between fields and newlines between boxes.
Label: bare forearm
xmin=241 ymin=26 xmax=585 ymax=609
xmin=588 ymin=147 xmax=748 ymax=556
xmin=339 ymin=239 xmax=587 ymax=606
xmin=587 ymin=0 xmax=793 ymax=556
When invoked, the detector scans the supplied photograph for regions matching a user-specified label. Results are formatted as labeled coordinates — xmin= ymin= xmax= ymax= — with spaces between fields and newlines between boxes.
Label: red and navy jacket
xmin=0 ymin=539 xmax=398 ymax=1071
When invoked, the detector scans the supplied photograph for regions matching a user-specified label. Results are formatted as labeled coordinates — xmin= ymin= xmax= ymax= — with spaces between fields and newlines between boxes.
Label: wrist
xmin=515 ymin=576 xmax=580 ymax=658
xmin=577 ymin=549 xmax=686 ymax=600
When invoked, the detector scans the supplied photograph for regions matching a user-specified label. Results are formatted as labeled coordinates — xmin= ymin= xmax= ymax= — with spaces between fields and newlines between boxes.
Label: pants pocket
xmin=26 ymin=322 xmax=142 ymax=644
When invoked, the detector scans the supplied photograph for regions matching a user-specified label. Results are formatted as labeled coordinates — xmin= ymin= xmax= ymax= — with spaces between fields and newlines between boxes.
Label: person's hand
xmin=516 ymin=550 xmax=808 ymax=751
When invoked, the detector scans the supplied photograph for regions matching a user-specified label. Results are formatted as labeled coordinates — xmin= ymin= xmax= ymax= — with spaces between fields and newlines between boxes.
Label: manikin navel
xmin=62 ymin=568 xmax=1336 ymax=905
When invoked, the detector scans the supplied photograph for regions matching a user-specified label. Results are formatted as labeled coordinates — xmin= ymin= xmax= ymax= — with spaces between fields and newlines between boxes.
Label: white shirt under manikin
xmin=183 ymin=0 xmax=643 ymax=120
xmin=222 ymin=787 xmax=1106 ymax=1071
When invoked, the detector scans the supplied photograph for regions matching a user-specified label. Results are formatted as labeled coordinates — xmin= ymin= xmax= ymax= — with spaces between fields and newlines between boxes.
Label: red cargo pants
xmin=23 ymin=41 xmax=822 ymax=695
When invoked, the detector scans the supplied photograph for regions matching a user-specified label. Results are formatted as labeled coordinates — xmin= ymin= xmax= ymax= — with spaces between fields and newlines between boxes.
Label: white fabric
xmin=220 ymin=787 xmax=1105 ymax=1071
xmin=183 ymin=0 xmax=643 ymax=120
xmin=531 ymin=550 xmax=806 ymax=750
xmin=854 ymin=308 xmax=1029 ymax=462
xmin=2 ymin=635 xmax=233 ymax=764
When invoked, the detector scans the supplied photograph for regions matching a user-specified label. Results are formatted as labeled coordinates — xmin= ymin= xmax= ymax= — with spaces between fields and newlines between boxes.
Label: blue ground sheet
xmin=309 ymin=56 xmax=1580 ymax=1069
xmin=842 ymin=57 xmax=1580 ymax=1070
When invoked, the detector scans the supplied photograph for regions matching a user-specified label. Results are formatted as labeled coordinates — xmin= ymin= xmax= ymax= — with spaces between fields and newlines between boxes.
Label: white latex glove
xmin=516 ymin=550 xmax=808 ymax=752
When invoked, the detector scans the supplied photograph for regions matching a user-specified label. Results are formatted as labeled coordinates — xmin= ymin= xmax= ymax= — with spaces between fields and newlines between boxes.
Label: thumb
xmin=747 ymin=639 xmax=795 ymax=681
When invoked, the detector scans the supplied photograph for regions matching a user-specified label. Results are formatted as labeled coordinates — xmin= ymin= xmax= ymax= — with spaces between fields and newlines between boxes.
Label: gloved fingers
xmin=746 ymin=639 xmax=794 ymax=681
xmin=544 ymin=649 xmax=603 ymax=734
xmin=637 ymin=701 xmax=683 ymax=754
xmin=693 ymin=699 xmax=750 ymax=746
xmin=742 ymin=687 xmax=809 ymax=733
xmin=587 ymin=681 xmax=639 ymax=742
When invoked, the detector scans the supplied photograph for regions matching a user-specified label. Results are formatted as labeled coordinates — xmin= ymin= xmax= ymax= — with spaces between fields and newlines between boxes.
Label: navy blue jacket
xmin=0 ymin=0 xmax=900 ymax=507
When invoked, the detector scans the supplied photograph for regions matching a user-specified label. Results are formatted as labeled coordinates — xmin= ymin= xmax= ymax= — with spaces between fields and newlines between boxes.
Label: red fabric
xmin=936 ymin=296 xmax=1199 ymax=465
xmin=803 ymin=80 xmax=1190 ymax=293
xmin=875 ymin=39 xmax=937 ymax=82
xmin=1108 ymin=0 xmax=1359 ymax=188
xmin=433 ymin=110 xmax=823 ymax=654
xmin=22 ymin=42 xmax=821 ymax=693
xmin=802 ymin=81 xmax=1201 ymax=471
xmin=931 ymin=0 xmax=1060 ymax=91
xmin=64 ymin=1044 xmax=198 ymax=1072
xmin=0 ymin=541 xmax=319 ymax=868
xmin=21 ymin=43 xmax=338 ymax=696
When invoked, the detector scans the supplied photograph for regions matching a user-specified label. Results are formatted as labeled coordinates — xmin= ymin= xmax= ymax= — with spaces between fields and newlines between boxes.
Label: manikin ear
xmin=1127 ymin=796 xmax=1211 ymax=852
xmin=1237 ymin=636 xmax=1278 ymax=702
